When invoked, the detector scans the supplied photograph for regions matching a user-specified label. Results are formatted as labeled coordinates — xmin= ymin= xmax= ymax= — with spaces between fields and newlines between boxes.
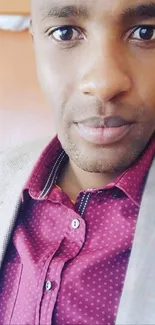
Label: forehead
xmin=31 ymin=0 xmax=155 ymax=16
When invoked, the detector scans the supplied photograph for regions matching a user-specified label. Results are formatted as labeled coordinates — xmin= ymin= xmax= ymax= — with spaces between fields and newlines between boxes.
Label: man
xmin=1 ymin=0 xmax=155 ymax=324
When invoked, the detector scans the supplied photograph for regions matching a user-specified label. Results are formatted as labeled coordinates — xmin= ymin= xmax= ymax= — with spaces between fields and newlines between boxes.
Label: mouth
xmin=74 ymin=116 xmax=135 ymax=145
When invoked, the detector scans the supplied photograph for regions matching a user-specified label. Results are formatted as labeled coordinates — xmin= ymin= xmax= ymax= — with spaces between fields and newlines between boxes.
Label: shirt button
xmin=45 ymin=280 xmax=52 ymax=291
xmin=71 ymin=219 xmax=80 ymax=229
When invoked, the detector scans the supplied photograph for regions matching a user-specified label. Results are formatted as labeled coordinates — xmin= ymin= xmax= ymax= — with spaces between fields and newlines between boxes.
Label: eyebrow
xmin=121 ymin=2 xmax=155 ymax=23
xmin=41 ymin=5 xmax=88 ymax=20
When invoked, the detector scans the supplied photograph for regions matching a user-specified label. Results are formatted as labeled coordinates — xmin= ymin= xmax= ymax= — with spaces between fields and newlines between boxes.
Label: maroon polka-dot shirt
xmin=0 ymin=136 xmax=155 ymax=325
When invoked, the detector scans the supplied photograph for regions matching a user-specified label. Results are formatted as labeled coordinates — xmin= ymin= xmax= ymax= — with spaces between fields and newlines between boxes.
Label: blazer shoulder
xmin=0 ymin=136 xmax=51 ymax=182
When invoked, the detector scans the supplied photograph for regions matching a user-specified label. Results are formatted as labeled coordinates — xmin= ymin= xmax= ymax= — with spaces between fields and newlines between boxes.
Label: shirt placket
xmin=35 ymin=210 xmax=86 ymax=325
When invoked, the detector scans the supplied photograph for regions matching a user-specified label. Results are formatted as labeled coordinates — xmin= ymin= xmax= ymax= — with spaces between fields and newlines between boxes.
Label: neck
xmin=58 ymin=159 xmax=122 ymax=201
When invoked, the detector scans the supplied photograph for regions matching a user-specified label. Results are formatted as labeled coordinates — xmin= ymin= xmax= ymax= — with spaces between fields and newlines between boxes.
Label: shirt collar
xmin=113 ymin=136 xmax=155 ymax=207
xmin=23 ymin=136 xmax=68 ymax=200
xmin=23 ymin=135 xmax=155 ymax=207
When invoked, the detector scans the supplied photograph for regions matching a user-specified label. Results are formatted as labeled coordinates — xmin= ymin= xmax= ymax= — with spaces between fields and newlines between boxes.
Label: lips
xmin=74 ymin=116 xmax=135 ymax=145
xmin=76 ymin=116 xmax=133 ymax=128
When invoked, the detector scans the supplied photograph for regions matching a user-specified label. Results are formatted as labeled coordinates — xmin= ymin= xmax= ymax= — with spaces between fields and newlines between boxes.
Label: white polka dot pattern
xmin=0 ymin=136 xmax=155 ymax=325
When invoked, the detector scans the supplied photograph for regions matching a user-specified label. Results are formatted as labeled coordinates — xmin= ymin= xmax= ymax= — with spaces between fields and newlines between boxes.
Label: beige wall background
xmin=0 ymin=25 xmax=55 ymax=151
xmin=0 ymin=0 xmax=56 ymax=151
xmin=0 ymin=0 xmax=30 ymax=14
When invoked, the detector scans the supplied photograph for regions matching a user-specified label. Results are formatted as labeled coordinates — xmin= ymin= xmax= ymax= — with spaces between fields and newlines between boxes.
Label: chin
xmin=72 ymin=155 xmax=129 ymax=173
xmin=64 ymin=146 xmax=133 ymax=174
xmin=59 ymin=130 xmax=147 ymax=174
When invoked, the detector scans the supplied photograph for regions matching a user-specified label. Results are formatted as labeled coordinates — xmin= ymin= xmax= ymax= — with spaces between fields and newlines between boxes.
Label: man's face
xmin=31 ymin=0 xmax=155 ymax=173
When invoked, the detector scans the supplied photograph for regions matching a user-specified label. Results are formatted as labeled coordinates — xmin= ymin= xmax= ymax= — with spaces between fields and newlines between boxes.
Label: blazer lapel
xmin=0 ymin=161 xmax=36 ymax=268
xmin=0 ymin=137 xmax=51 ymax=269
xmin=116 ymin=156 xmax=155 ymax=325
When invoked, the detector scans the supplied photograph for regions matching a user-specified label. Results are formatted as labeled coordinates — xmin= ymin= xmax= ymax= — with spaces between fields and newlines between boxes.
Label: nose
xmin=79 ymin=46 xmax=132 ymax=102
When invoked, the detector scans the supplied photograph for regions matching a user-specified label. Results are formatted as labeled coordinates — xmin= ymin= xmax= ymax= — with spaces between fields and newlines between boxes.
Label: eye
xmin=131 ymin=25 xmax=155 ymax=41
xmin=50 ymin=26 xmax=83 ymax=42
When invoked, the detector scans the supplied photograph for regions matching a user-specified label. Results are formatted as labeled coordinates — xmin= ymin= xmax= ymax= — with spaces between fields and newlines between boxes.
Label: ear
xmin=29 ymin=19 xmax=33 ymax=38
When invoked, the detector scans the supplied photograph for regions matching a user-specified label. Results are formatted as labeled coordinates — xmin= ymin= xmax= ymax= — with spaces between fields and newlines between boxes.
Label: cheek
xmin=35 ymin=43 xmax=79 ymax=127
xmin=35 ymin=41 xmax=75 ymax=92
xmin=131 ymin=52 xmax=155 ymax=114
xmin=35 ymin=44 xmax=83 ymax=135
